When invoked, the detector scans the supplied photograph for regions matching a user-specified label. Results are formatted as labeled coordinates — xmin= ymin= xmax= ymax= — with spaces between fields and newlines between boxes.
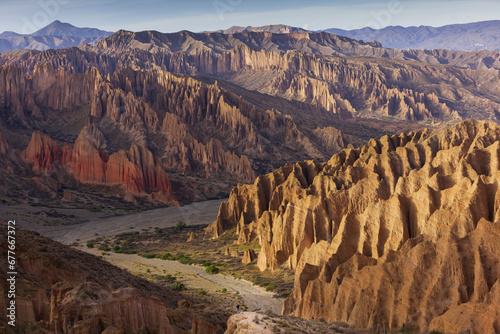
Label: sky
xmin=0 ymin=0 xmax=499 ymax=34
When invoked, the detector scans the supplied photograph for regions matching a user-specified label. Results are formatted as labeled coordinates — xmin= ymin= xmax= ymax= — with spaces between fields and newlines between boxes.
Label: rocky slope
xmin=209 ymin=119 xmax=500 ymax=332
xmin=0 ymin=63 xmax=358 ymax=205
xmin=0 ymin=226 xmax=216 ymax=333
xmin=5 ymin=29 xmax=500 ymax=70
xmin=3 ymin=40 xmax=500 ymax=124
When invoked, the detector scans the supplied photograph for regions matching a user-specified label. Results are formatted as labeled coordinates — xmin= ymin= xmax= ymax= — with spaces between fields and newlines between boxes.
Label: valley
xmin=0 ymin=13 xmax=499 ymax=334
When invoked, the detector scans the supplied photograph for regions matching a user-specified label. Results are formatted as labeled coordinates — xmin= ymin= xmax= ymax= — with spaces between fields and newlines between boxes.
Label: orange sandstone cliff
xmin=209 ymin=119 xmax=500 ymax=333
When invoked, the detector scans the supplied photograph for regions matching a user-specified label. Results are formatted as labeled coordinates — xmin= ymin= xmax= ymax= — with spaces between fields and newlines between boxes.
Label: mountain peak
xmin=31 ymin=20 xmax=112 ymax=38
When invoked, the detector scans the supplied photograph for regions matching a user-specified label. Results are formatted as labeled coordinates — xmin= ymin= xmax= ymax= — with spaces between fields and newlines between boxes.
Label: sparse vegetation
xmin=174 ymin=220 xmax=187 ymax=230
xmin=172 ymin=283 xmax=186 ymax=291
xmin=205 ymin=264 xmax=220 ymax=274
xmin=86 ymin=241 xmax=94 ymax=248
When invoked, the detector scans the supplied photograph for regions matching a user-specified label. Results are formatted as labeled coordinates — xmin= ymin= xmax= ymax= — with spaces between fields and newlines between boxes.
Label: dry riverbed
xmin=5 ymin=198 xmax=287 ymax=316
xmin=83 ymin=247 xmax=284 ymax=314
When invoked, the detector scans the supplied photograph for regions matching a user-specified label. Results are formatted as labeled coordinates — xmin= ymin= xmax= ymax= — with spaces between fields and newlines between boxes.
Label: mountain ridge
xmin=323 ymin=20 xmax=500 ymax=51
xmin=0 ymin=20 xmax=113 ymax=52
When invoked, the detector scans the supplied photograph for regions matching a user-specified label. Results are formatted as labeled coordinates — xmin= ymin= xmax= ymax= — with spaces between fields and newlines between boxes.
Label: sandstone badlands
xmin=210 ymin=119 xmax=500 ymax=333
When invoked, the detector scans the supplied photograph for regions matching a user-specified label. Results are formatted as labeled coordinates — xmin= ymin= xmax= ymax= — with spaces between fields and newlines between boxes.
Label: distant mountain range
xmin=210 ymin=24 xmax=308 ymax=34
xmin=0 ymin=20 xmax=113 ymax=52
xmin=216 ymin=21 xmax=500 ymax=51
xmin=323 ymin=20 xmax=500 ymax=51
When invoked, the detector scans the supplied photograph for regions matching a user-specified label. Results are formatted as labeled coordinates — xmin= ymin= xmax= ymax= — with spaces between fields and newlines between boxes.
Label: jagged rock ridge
xmin=209 ymin=120 xmax=500 ymax=332
xmin=0 ymin=63 xmax=357 ymax=203
xmin=3 ymin=42 xmax=500 ymax=124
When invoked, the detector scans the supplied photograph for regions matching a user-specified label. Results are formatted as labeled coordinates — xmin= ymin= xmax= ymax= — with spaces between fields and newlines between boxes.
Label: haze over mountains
xmin=0 ymin=20 xmax=112 ymax=52
xmin=219 ymin=20 xmax=500 ymax=51
xmin=324 ymin=20 xmax=500 ymax=51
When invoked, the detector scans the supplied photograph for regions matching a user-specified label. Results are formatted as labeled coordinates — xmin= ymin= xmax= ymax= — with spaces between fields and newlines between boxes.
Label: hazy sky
xmin=0 ymin=0 xmax=499 ymax=34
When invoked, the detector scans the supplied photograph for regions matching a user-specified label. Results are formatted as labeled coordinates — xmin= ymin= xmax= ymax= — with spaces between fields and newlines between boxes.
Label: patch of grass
xmin=98 ymin=245 xmax=111 ymax=251
xmin=157 ymin=274 xmax=176 ymax=282
xmin=172 ymin=283 xmax=186 ymax=291
xmin=198 ymin=290 xmax=207 ymax=296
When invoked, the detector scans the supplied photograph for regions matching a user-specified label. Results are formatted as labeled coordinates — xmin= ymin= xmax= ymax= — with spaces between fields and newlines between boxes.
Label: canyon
xmin=1 ymin=22 xmax=500 ymax=334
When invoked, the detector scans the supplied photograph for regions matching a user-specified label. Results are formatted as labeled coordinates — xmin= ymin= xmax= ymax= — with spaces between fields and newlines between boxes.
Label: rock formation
xmin=1 ymin=62 xmax=363 ymax=204
xmin=209 ymin=119 xmax=500 ymax=332
xmin=4 ymin=36 xmax=500 ymax=123
xmin=241 ymin=249 xmax=257 ymax=264
xmin=22 ymin=130 xmax=175 ymax=203
xmin=225 ymin=312 xmax=274 ymax=334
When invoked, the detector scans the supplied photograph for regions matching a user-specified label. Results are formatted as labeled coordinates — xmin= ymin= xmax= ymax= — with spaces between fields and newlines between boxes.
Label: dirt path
xmin=84 ymin=248 xmax=284 ymax=314
xmin=14 ymin=199 xmax=225 ymax=244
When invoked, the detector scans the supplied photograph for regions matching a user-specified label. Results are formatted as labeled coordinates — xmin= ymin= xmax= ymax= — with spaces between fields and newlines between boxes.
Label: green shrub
xmin=113 ymin=245 xmax=120 ymax=252
xmin=222 ymin=288 xmax=227 ymax=292
xmin=98 ymin=245 xmax=110 ymax=251
xmin=86 ymin=241 xmax=94 ymax=248
xmin=202 ymin=262 xmax=211 ymax=267
xmin=158 ymin=274 xmax=176 ymax=282
xmin=160 ymin=253 xmax=173 ymax=260
xmin=172 ymin=283 xmax=186 ymax=291
xmin=174 ymin=221 xmax=187 ymax=230
xmin=205 ymin=264 xmax=219 ymax=274
xmin=198 ymin=290 xmax=207 ymax=296
xmin=144 ymin=254 xmax=155 ymax=259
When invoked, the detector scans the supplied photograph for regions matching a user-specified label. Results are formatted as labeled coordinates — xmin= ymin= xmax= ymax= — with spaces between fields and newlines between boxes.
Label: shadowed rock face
xmin=209 ymin=119 xmax=500 ymax=332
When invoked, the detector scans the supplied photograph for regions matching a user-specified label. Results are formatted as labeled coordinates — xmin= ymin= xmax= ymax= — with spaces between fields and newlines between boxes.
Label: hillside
xmin=0 ymin=225 xmax=218 ymax=333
